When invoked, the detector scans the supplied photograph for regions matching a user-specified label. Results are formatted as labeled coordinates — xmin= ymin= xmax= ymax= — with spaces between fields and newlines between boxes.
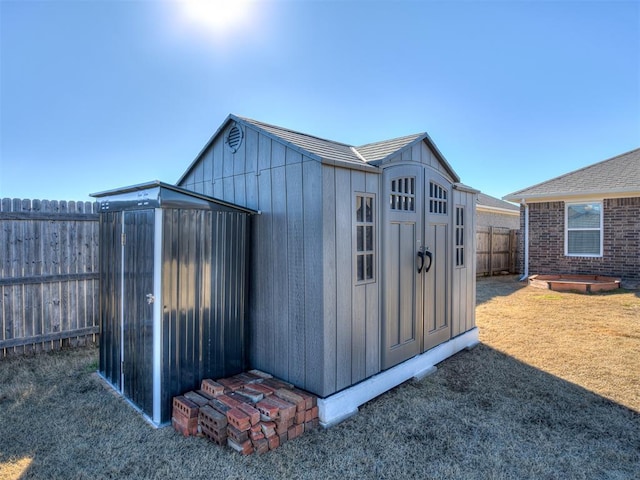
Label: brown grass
xmin=477 ymin=275 xmax=640 ymax=412
xmin=1 ymin=276 xmax=639 ymax=479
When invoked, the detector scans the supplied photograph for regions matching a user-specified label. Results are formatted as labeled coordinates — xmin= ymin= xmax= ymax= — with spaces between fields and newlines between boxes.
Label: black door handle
xmin=417 ymin=251 xmax=425 ymax=274
xmin=423 ymin=250 xmax=433 ymax=273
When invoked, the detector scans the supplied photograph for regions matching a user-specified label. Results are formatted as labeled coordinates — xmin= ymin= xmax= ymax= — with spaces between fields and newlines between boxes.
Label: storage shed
xmin=91 ymin=181 xmax=255 ymax=426
xmin=178 ymin=115 xmax=479 ymax=426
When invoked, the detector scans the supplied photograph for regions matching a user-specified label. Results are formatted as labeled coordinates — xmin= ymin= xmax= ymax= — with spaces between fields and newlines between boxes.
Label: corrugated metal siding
xmin=98 ymin=211 xmax=122 ymax=389
xmin=160 ymin=209 xmax=248 ymax=422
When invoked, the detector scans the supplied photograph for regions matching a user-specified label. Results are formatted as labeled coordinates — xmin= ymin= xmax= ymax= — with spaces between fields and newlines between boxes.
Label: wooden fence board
xmin=476 ymin=227 xmax=519 ymax=276
xmin=0 ymin=197 xmax=99 ymax=356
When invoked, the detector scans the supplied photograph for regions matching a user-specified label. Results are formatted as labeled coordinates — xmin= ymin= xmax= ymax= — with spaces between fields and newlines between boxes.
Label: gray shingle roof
xmin=178 ymin=114 xmax=461 ymax=184
xmin=503 ymin=147 xmax=640 ymax=201
xmin=238 ymin=116 xmax=367 ymax=168
xmin=477 ymin=193 xmax=519 ymax=211
xmin=355 ymin=133 xmax=425 ymax=163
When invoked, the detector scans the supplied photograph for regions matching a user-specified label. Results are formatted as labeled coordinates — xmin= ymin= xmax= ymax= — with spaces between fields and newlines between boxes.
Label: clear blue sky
xmin=1 ymin=0 xmax=639 ymax=202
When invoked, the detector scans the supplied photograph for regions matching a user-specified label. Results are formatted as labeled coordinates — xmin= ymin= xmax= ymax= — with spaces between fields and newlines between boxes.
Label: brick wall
xmin=520 ymin=197 xmax=640 ymax=282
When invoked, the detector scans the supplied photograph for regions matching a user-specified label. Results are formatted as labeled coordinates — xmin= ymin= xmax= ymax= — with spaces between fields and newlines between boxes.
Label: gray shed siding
xmin=179 ymin=125 xmax=381 ymax=397
xmin=452 ymin=187 xmax=477 ymax=337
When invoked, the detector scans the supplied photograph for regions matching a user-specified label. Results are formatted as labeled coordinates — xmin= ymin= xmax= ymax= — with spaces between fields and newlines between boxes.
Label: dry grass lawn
xmin=477 ymin=275 xmax=640 ymax=412
xmin=1 ymin=276 xmax=639 ymax=479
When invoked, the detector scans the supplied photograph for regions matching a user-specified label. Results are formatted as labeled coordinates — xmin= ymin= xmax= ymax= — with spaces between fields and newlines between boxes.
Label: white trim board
xmin=318 ymin=328 xmax=479 ymax=428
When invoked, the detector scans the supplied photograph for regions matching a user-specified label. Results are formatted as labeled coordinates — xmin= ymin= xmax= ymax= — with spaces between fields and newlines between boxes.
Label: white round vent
xmin=226 ymin=124 xmax=243 ymax=153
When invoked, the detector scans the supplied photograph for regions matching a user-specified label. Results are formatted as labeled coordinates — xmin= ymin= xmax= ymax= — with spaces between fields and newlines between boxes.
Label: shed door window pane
xmin=566 ymin=202 xmax=602 ymax=256
xmin=390 ymin=177 xmax=415 ymax=211
xmin=356 ymin=194 xmax=375 ymax=283
xmin=429 ymin=182 xmax=448 ymax=214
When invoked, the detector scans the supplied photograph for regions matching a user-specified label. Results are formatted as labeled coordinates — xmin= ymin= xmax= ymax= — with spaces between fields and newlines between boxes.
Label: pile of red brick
xmin=171 ymin=370 xmax=319 ymax=455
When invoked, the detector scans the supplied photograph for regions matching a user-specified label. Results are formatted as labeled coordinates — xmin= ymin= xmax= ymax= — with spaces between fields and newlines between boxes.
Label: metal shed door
xmin=121 ymin=209 xmax=155 ymax=417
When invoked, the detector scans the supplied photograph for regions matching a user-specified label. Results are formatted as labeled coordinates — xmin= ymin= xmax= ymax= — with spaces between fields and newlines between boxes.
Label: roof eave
xmin=503 ymin=188 xmax=640 ymax=203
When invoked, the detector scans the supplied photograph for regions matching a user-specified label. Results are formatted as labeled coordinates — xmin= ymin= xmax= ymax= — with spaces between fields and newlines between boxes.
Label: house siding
xmin=522 ymin=197 xmax=640 ymax=282
xmin=477 ymin=210 xmax=519 ymax=230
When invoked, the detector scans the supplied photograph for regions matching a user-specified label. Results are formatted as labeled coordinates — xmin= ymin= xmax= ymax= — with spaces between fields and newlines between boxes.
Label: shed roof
xmin=178 ymin=114 xmax=461 ymax=184
xmin=503 ymin=147 xmax=640 ymax=202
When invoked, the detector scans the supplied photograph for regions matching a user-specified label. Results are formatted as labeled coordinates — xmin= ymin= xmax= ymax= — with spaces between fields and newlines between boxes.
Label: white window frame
xmin=564 ymin=201 xmax=603 ymax=257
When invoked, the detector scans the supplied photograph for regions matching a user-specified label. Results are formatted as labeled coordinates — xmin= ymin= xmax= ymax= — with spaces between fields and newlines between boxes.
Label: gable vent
xmin=226 ymin=124 xmax=243 ymax=153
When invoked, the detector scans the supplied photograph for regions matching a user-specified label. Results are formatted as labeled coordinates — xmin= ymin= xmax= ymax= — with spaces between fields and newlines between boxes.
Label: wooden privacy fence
xmin=0 ymin=198 xmax=100 ymax=356
xmin=476 ymin=227 xmax=518 ymax=276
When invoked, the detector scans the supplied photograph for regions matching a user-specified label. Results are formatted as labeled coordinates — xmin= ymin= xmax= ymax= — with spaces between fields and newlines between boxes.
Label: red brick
xmin=253 ymin=437 xmax=269 ymax=454
xmin=199 ymin=404 xmax=228 ymax=430
xmin=275 ymin=388 xmax=306 ymax=412
xmin=243 ymin=383 xmax=275 ymax=397
xmin=201 ymin=379 xmax=225 ymax=397
xmin=196 ymin=389 xmax=214 ymax=400
xmin=183 ymin=391 xmax=209 ymax=407
xmin=208 ymin=398 xmax=231 ymax=415
xmin=275 ymin=417 xmax=293 ymax=435
xmin=227 ymin=424 xmax=249 ymax=443
xmin=268 ymin=434 xmax=280 ymax=450
xmin=235 ymin=388 xmax=264 ymax=403
xmin=287 ymin=423 xmax=304 ymax=440
xmin=237 ymin=402 xmax=261 ymax=426
xmin=250 ymin=428 xmax=265 ymax=442
xmin=172 ymin=414 xmax=198 ymax=437
xmin=260 ymin=421 xmax=276 ymax=438
xmin=173 ymin=396 xmax=199 ymax=419
xmin=228 ymin=391 xmax=253 ymax=404
xmin=217 ymin=394 xmax=243 ymax=410
xmin=248 ymin=369 xmax=273 ymax=380
xmin=201 ymin=424 xmax=227 ymax=446
xmin=233 ymin=372 xmax=262 ymax=384
xmin=218 ymin=377 xmax=245 ymax=392
xmin=305 ymin=406 xmax=319 ymax=422
xmin=227 ymin=438 xmax=253 ymax=455
xmin=256 ymin=399 xmax=279 ymax=421
xmin=227 ymin=408 xmax=251 ymax=432
xmin=305 ymin=418 xmax=319 ymax=432
xmin=291 ymin=388 xmax=317 ymax=410
xmin=295 ymin=410 xmax=305 ymax=425
xmin=265 ymin=396 xmax=296 ymax=421
xmin=262 ymin=378 xmax=294 ymax=390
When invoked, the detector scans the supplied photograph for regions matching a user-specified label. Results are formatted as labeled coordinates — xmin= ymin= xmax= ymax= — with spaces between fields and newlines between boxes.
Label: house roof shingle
xmin=477 ymin=193 xmax=519 ymax=212
xmin=503 ymin=147 xmax=640 ymax=202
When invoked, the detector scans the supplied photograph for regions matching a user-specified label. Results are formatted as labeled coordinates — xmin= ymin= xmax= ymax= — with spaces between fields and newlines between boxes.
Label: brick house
xmin=476 ymin=192 xmax=520 ymax=230
xmin=504 ymin=148 xmax=640 ymax=286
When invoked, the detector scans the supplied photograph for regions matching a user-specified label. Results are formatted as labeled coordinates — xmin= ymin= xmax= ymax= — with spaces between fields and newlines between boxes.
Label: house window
xmin=429 ymin=182 xmax=447 ymax=214
xmin=565 ymin=202 xmax=602 ymax=256
xmin=455 ymin=206 xmax=465 ymax=267
xmin=355 ymin=194 xmax=375 ymax=283
xmin=390 ymin=177 xmax=415 ymax=211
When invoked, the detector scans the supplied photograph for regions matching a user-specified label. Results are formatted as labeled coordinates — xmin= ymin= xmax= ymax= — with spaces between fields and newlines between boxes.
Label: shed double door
xmin=382 ymin=165 xmax=451 ymax=370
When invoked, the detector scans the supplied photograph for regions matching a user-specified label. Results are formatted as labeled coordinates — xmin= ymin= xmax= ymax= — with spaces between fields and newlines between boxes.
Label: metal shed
xmin=91 ymin=181 xmax=254 ymax=426
xmin=178 ymin=114 xmax=479 ymax=426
